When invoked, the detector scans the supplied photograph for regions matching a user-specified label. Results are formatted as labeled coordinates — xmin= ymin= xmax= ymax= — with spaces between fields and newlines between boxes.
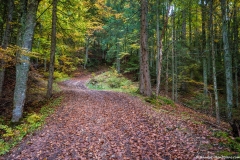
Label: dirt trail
xmin=2 ymin=72 xmax=224 ymax=159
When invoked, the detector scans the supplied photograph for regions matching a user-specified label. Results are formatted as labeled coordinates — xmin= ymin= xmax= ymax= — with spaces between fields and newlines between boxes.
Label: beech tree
xmin=12 ymin=0 xmax=41 ymax=122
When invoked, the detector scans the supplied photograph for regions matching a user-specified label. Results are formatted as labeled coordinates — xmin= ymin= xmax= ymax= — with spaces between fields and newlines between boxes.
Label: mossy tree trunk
xmin=12 ymin=0 xmax=40 ymax=122
xmin=220 ymin=0 xmax=233 ymax=121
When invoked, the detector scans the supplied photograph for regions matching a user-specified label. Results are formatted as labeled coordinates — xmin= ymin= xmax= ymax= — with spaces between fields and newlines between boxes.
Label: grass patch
xmin=214 ymin=131 xmax=240 ymax=156
xmin=0 ymin=96 xmax=62 ymax=155
xmin=87 ymin=69 xmax=138 ymax=94
xmin=145 ymin=95 xmax=175 ymax=108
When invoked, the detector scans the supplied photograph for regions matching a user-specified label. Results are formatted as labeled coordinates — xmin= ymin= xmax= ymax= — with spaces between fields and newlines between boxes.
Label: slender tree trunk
xmin=116 ymin=42 xmax=120 ymax=73
xmin=201 ymin=0 xmax=208 ymax=96
xmin=220 ymin=0 xmax=233 ymax=121
xmin=156 ymin=41 xmax=163 ymax=96
xmin=156 ymin=0 xmax=160 ymax=77
xmin=1 ymin=0 xmax=13 ymax=49
xmin=12 ymin=0 xmax=40 ymax=122
xmin=46 ymin=0 xmax=58 ymax=99
xmin=139 ymin=0 xmax=152 ymax=97
xmin=150 ymin=39 xmax=153 ymax=68
xmin=174 ymin=47 xmax=178 ymax=102
xmin=174 ymin=14 xmax=178 ymax=102
xmin=165 ymin=49 xmax=169 ymax=96
xmin=0 ymin=0 xmax=14 ymax=97
xmin=233 ymin=0 xmax=239 ymax=108
xmin=84 ymin=36 xmax=90 ymax=69
xmin=156 ymin=0 xmax=171 ymax=96
xmin=210 ymin=0 xmax=220 ymax=124
xmin=171 ymin=13 xmax=175 ymax=101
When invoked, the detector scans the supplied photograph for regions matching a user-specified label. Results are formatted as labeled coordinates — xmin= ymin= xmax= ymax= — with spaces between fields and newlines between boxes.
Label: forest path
xmin=3 ymin=70 xmax=222 ymax=159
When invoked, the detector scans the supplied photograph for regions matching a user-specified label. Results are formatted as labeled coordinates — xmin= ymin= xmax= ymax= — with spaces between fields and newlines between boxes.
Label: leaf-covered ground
xmin=1 ymin=71 xmax=230 ymax=159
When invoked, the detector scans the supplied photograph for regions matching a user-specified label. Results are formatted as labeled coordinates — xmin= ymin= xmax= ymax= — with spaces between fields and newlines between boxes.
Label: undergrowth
xmin=214 ymin=131 xmax=240 ymax=156
xmin=0 ymin=96 xmax=62 ymax=155
xmin=87 ymin=69 xmax=138 ymax=94
xmin=145 ymin=95 xmax=175 ymax=108
xmin=44 ymin=71 xmax=70 ymax=82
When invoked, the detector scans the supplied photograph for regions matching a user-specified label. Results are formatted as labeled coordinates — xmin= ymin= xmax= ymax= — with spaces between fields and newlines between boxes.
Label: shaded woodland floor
xmin=1 ymin=71 xmax=230 ymax=159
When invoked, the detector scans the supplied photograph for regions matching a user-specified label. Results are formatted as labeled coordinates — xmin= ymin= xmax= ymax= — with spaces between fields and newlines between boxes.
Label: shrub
xmin=87 ymin=69 xmax=137 ymax=93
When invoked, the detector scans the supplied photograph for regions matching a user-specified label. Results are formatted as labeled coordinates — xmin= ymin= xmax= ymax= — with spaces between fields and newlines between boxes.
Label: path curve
xmin=3 ymin=73 xmax=221 ymax=159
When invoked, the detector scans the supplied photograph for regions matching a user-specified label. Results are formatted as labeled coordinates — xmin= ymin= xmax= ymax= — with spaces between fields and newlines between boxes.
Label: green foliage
xmin=214 ymin=131 xmax=240 ymax=155
xmin=54 ymin=71 xmax=69 ymax=81
xmin=87 ymin=69 xmax=137 ymax=93
xmin=26 ymin=113 xmax=41 ymax=124
xmin=185 ymin=93 xmax=211 ymax=111
xmin=0 ymin=97 xmax=62 ymax=155
xmin=145 ymin=96 xmax=175 ymax=108
xmin=44 ymin=71 xmax=69 ymax=81
xmin=0 ymin=125 xmax=14 ymax=138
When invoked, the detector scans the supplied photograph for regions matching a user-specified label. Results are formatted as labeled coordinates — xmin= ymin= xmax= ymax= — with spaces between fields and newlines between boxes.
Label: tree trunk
xmin=220 ymin=0 xmax=233 ymax=121
xmin=165 ymin=49 xmax=169 ymax=96
xmin=116 ymin=42 xmax=120 ymax=73
xmin=156 ymin=0 xmax=171 ymax=96
xmin=139 ymin=0 xmax=152 ymax=97
xmin=12 ymin=0 xmax=40 ymax=122
xmin=171 ymin=13 xmax=175 ymax=101
xmin=210 ymin=0 xmax=220 ymax=124
xmin=233 ymin=0 xmax=239 ymax=108
xmin=84 ymin=36 xmax=90 ymax=69
xmin=156 ymin=40 xmax=163 ymax=96
xmin=201 ymin=0 xmax=208 ymax=96
xmin=0 ymin=0 xmax=14 ymax=97
xmin=46 ymin=0 xmax=58 ymax=99
xmin=156 ymin=0 xmax=160 ymax=78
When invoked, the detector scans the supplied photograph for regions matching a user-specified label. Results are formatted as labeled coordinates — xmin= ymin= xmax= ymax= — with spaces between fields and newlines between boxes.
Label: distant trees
xmin=100 ymin=0 xmax=239 ymax=122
